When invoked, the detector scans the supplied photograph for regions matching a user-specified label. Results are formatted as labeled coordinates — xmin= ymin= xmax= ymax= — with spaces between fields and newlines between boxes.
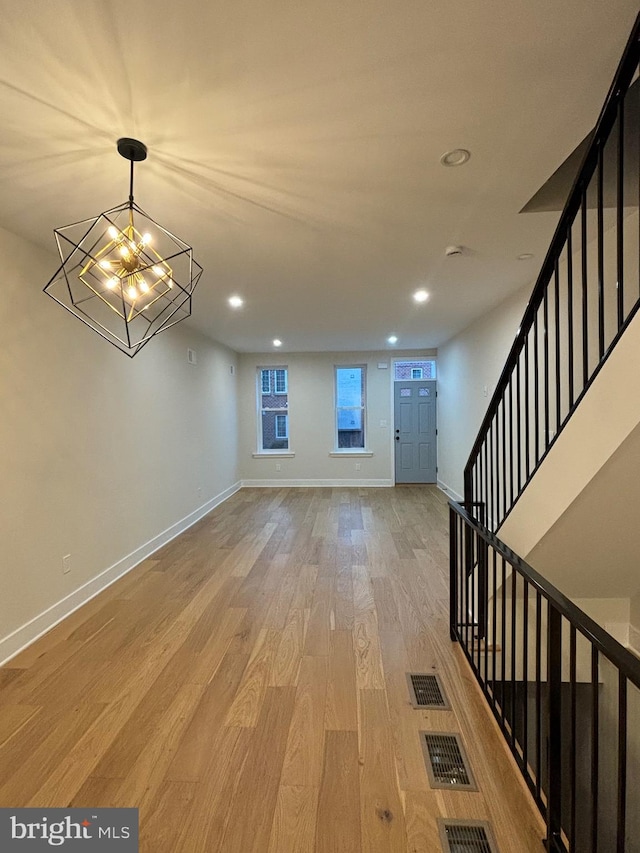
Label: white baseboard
xmin=241 ymin=478 xmax=393 ymax=488
xmin=0 ymin=481 xmax=242 ymax=667
xmin=437 ymin=479 xmax=463 ymax=503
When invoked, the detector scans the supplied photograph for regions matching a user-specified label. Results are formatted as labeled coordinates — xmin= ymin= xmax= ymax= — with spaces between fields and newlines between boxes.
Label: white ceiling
xmin=0 ymin=0 xmax=637 ymax=353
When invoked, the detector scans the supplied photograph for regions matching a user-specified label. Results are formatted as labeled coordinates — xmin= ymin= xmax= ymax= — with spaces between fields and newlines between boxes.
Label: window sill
xmin=328 ymin=451 xmax=373 ymax=458
xmin=252 ymin=452 xmax=296 ymax=458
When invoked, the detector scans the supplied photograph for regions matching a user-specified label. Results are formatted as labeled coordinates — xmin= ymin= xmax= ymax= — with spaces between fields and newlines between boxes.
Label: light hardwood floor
xmin=0 ymin=486 xmax=545 ymax=851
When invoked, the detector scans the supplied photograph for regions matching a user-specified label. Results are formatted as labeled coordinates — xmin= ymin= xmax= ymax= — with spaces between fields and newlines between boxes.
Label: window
xmin=275 ymin=414 xmax=288 ymax=439
xmin=274 ymin=369 xmax=287 ymax=394
xmin=335 ymin=366 xmax=366 ymax=449
xmin=258 ymin=367 xmax=289 ymax=451
xmin=394 ymin=359 xmax=436 ymax=380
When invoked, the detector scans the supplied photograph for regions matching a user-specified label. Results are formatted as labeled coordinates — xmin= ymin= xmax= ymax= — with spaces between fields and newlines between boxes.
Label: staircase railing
xmin=464 ymin=14 xmax=640 ymax=529
xmin=450 ymin=501 xmax=640 ymax=853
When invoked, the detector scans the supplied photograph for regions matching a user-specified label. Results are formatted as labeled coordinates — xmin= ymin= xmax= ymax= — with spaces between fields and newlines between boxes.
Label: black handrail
xmin=464 ymin=12 xmax=640 ymax=520
xmin=450 ymin=500 xmax=640 ymax=852
xmin=450 ymin=501 xmax=640 ymax=686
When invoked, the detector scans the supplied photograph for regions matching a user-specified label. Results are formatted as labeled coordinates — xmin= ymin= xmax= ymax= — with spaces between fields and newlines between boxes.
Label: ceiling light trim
xmin=440 ymin=148 xmax=471 ymax=167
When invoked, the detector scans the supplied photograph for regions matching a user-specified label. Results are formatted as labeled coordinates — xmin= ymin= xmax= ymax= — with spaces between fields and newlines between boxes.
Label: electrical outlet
xmin=62 ymin=554 xmax=71 ymax=575
xmin=276 ymin=463 xmax=281 ymax=472
xmin=355 ymin=462 xmax=361 ymax=472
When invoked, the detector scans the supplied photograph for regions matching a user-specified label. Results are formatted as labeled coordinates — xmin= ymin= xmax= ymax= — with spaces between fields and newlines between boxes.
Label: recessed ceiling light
xmin=273 ymin=338 xmax=282 ymax=347
xmin=440 ymin=148 xmax=471 ymax=167
xmin=517 ymin=253 xmax=534 ymax=260
xmin=228 ymin=295 xmax=244 ymax=308
xmin=387 ymin=335 xmax=398 ymax=344
xmin=413 ymin=289 xmax=429 ymax=303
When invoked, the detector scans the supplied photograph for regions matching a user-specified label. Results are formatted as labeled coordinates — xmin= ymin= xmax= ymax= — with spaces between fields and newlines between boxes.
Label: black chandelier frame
xmin=43 ymin=138 xmax=203 ymax=358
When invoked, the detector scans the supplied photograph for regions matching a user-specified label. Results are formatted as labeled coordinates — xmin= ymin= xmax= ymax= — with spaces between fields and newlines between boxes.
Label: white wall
xmin=238 ymin=350 xmax=435 ymax=485
xmin=0 ymin=226 xmax=240 ymax=663
xmin=436 ymin=284 xmax=531 ymax=500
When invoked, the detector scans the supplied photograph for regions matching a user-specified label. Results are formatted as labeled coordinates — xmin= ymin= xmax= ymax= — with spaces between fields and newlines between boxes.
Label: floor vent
xmin=421 ymin=732 xmax=477 ymax=791
xmin=438 ymin=819 xmax=500 ymax=853
xmin=407 ymin=672 xmax=450 ymax=709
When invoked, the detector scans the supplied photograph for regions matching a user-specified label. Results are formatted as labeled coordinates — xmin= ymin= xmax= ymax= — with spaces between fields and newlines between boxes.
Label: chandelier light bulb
xmin=127 ymin=285 xmax=137 ymax=300
xmin=99 ymin=259 xmax=111 ymax=269
xmin=152 ymin=265 xmax=164 ymax=276
xmin=139 ymin=279 xmax=149 ymax=293
xmin=106 ymin=277 xmax=118 ymax=289
xmin=107 ymin=225 xmax=118 ymax=239
xmin=142 ymin=233 xmax=152 ymax=244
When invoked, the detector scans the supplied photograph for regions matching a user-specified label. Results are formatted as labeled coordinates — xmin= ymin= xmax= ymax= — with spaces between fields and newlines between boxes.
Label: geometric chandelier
xmin=44 ymin=138 xmax=202 ymax=357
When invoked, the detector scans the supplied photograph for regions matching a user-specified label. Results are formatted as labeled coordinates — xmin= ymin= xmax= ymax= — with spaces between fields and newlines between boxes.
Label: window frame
xmin=256 ymin=366 xmax=290 ymax=453
xmin=274 ymin=413 xmax=289 ymax=439
xmin=393 ymin=359 xmax=437 ymax=381
xmin=274 ymin=368 xmax=288 ymax=394
xmin=334 ymin=364 xmax=367 ymax=452
xmin=260 ymin=369 xmax=271 ymax=394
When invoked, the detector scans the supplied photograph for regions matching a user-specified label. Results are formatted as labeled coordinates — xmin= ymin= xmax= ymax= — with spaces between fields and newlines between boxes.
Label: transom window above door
xmin=394 ymin=360 xmax=436 ymax=381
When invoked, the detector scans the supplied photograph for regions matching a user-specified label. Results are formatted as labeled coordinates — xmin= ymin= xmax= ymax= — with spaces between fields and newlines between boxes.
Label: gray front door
xmin=394 ymin=380 xmax=437 ymax=483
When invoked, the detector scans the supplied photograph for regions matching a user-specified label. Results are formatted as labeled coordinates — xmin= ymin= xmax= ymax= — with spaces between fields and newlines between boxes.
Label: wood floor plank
xmin=289 ymin=564 xmax=319 ymax=611
xmin=270 ymin=608 xmax=307 ymax=687
xmin=304 ymin=576 xmax=333 ymax=656
xmin=224 ymin=628 xmax=281 ymax=727
xmin=372 ymin=577 xmax=403 ymax=633
xmin=324 ymin=629 xmax=358 ymax=732
xmin=359 ymin=689 xmax=407 ymax=853
xmin=0 ymin=704 xmax=40 ymax=750
xmin=219 ymin=686 xmax=296 ymax=853
xmin=316 ymin=730 xmax=361 ymax=853
xmin=112 ymin=681 xmax=204 ymax=815
xmin=173 ymin=725 xmax=253 ymax=853
xmin=353 ymin=610 xmax=385 ymax=690
xmin=403 ymin=789 xmax=443 ymax=851
xmin=0 ymin=702 xmax=107 ymax=804
xmin=140 ymin=780 xmax=198 ymax=851
xmin=281 ymin=656 xmax=328 ymax=787
xmin=70 ymin=775 xmax=126 ymax=808
xmin=268 ymin=785 xmax=319 ymax=853
xmin=167 ymin=652 xmax=250 ymax=781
